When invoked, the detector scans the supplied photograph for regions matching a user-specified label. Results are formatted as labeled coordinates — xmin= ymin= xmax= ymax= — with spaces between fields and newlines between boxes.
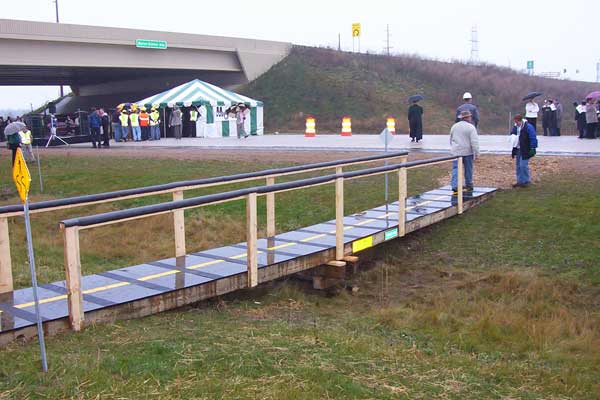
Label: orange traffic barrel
xmin=341 ymin=116 xmax=352 ymax=136
xmin=386 ymin=117 xmax=396 ymax=134
xmin=305 ymin=116 xmax=316 ymax=137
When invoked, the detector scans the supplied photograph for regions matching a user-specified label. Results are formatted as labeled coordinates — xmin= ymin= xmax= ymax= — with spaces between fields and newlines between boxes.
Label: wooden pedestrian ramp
xmin=0 ymin=153 xmax=496 ymax=345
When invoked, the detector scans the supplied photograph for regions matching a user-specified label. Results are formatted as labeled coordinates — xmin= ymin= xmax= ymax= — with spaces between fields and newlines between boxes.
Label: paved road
xmin=77 ymin=134 xmax=600 ymax=157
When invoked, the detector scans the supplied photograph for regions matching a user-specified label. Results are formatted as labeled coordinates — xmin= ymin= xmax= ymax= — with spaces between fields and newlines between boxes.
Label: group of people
xmin=573 ymin=100 xmax=600 ymax=139
xmin=449 ymin=91 xmax=538 ymax=191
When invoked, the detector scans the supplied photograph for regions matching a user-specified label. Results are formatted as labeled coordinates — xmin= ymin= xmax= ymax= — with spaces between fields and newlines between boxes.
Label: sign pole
xmin=12 ymin=148 xmax=48 ymax=372
xmin=24 ymin=198 xmax=48 ymax=372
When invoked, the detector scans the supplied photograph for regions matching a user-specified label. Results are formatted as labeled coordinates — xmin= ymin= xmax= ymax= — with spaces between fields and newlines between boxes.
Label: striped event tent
xmin=137 ymin=79 xmax=263 ymax=137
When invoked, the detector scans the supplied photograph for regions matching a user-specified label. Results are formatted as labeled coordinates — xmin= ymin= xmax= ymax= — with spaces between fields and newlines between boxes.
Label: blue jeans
xmin=150 ymin=125 xmax=160 ymax=140
xmin=112 ymin=123 xmax=122 ymax=141
xmin=516 ymin=153 xmax=530 ymax=184
xmin=132 ymin=126 xmax=141 ymax=141
xmin=451 ymin=155 xmax=474 ymax=190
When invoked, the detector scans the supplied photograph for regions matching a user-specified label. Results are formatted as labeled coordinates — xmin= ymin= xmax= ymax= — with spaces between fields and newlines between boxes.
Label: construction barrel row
xmin=305 ymin=116 xmax=396 ymax=137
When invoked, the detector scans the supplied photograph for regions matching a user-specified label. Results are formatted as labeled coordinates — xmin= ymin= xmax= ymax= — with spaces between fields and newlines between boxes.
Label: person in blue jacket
xmin=509 ymin=114 xmax=538 ymax=188
xmin=87 ymin=108 xmax=102 ymax=148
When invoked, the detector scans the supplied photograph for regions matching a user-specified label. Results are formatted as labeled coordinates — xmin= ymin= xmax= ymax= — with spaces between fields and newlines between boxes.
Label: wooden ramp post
xmin=457 ymin=157 xmax=464 ymax=214
xmin=398 ymin=167 xmax=407 ymax=237
xmin=266 ymin=177 xmax=276 ymax=237
xmin=246 ymin=193 xmax=258 ymax=288
xmin=335 ymin=167 xmax=344 ymax=260
xmin=173 ymin=191 xmax=186 ymax=257
xmin=62 ymin=225 xmax=84 ymax=331
xmin=0 ymin=217 xmax=13 ymax=293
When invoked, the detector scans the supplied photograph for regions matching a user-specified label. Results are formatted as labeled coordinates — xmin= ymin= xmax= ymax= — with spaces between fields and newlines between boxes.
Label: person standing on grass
xmin=455 ymin=92 xmax=479 ymax=127
xmin=525 ymin=99 xmax=539 ymax=131
xmin=408 ymin=100 xmax=423 ymax=142
xmin=449 ymin=110 xmax=479 ymax=193
xmin=169 ymin=106 xmax=183 ymax=140
xmin=510 ymin=114 xmax=537 ymax=188
xmin=88 ymin=107 xmax=102 ymax=148
xmin=584 ymin=99 xmax=598 ymax=139
xmin=18 ymin=128 xmax=35 ymax=161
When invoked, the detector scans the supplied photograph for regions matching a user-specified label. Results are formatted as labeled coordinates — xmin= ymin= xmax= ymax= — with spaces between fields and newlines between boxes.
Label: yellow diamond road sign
xmin=12 ymin=148 xmax=31 ymax=203
xmin=352 ymin=23 xmax=361 ymax=37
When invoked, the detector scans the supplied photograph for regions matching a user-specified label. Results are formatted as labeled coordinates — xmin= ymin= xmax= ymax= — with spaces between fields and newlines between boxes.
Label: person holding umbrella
xmin=4 ymin=120 xmax=26 ymax=165
xmin=523 ymin=92 xmax=542 ymax=131
xmin=407 ymin=95 xmax=424 ymax=142
xmin=235 ymin=103 xmax=249 ymax=139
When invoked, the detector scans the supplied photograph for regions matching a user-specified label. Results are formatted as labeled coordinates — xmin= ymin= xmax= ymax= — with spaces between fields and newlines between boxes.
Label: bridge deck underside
xmin=0 ymin=186 xmax=496 ymax=335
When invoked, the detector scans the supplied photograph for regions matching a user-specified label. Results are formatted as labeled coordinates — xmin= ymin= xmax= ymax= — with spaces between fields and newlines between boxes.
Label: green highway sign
xmin=527 ymin=60 xmax=534 ymax=69
xmin=135 ymin=39 xmax=168 ymax=49
xmin=384 ymin=228 xmax=398 ymax=241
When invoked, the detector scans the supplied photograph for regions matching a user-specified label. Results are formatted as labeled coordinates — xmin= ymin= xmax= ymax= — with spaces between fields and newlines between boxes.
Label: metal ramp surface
xmin=0 ymin=185 xmax=496 ymax=335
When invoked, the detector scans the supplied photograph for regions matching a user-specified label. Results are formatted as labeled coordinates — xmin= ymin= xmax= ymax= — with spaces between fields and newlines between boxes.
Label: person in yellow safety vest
xmin=119 ymin=111 xmax=130 ymax=141
xmin=18 ymin=128 xmax=35 ymax=161
xmin=188 ymin=107 xmax=198 ymax=137
xmin=149 ymin=108 xmax=161 ymax=140
xmin=130 ymin=110 xmax=141 ymax=141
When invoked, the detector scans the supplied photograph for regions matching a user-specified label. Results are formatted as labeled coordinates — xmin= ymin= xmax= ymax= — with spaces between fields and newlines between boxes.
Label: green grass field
xmin=0 ymin=153 xmax=599 ymax=399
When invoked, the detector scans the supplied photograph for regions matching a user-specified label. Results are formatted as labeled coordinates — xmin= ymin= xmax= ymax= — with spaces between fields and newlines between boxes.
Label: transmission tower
xmin=382 ymin=24 xmax=393 ymax=56
xmin=596 ymin=62 xmax=600 ymax=83
xmin=470 ymin=25 xmax=479 ymax=62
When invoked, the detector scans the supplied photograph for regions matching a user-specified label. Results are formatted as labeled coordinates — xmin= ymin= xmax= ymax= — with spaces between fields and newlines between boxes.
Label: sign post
xmin=13 ymin=149 xmax=48 ymax=372
xmin=527 ymin=60 xmax=534 ymax=75
xmin=352 ymin=23 xmax=361 ymax=52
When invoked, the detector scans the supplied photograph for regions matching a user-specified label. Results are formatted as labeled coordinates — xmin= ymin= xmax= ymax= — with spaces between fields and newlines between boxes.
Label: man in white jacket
xmin=450 ymin=110 xmax=480 ymax=193
xmin=525 ymin=99 xmax=540 ymax=131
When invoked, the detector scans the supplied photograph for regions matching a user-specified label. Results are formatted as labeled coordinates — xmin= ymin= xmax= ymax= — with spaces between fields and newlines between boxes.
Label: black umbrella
xmin=408 ymin=94 xmax=424 ymax=103
xmin=522 ymin=91 xmax=543 ymax=101
xmin=3 ymin=121 xmax=26 ymax=136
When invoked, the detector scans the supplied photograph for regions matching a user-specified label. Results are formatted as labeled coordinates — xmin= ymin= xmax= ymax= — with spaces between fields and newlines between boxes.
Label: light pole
xmin=54 ymin=0 xmax=63 ymax=97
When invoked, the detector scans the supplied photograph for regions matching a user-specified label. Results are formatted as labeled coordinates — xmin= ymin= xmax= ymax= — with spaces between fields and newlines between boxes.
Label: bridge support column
xmin=266 ymin=177 xmax=276 ymax=237
xmin=246 ymin=193 xmax=258 ymax=288
xmin=335 ymin=167 xmax=344 ymax=260
xmin=398 ymin=167 xmax=407 ymax=237
xmin=173 ymin=191 xmax=186 ymax=257
xmin=62 ymin=226 xmax=84 ymax=331
xmin=0 ymin=217 xmax=13 ymax=293
xmin=457 ymin=157 xmax=464 ymax=214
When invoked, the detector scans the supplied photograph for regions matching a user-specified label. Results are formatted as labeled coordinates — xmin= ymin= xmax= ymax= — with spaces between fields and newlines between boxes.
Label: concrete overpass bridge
xmin=0 ymin=19 xmax=291 ymax=113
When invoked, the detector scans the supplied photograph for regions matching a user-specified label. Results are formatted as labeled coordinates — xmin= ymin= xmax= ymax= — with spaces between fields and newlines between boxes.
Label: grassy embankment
xmin=0 ymin=154 xmax=599 ymax=399
xmin=241 ymin=46 xmax=600 ymax=135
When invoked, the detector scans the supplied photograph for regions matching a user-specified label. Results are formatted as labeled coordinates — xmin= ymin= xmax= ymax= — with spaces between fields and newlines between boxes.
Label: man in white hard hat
xmin=455 ymin=92 xmax=480 ymax=127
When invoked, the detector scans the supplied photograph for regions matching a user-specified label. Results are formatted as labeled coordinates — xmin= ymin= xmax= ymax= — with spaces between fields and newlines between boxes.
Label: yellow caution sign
xmin=352 ymin=235 xmax=373 ymax=253
xmin=12 ymin=148 xmax=31 ymax=203
xmin=352 ymin=23 xmax=361 ymax=37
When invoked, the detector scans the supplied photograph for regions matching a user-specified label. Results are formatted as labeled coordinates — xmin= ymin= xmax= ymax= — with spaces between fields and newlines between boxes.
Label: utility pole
xmin=596 ymin=62 xmax=600 ymax=83
xmin=383 ymin=24 xmax=393 ymax=56
xmin=470 ymin=25 xmax=479 ymax=63
xmin=338 ymin=33 xmax=341 ymax=51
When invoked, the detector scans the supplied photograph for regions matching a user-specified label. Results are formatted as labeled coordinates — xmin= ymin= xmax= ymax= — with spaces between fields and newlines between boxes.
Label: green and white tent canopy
xmin=137 ymin=79 xmax=263 ymax=108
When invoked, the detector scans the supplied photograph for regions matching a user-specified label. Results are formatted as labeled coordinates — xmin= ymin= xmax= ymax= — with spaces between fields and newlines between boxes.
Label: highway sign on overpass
xmin=135 ymin=39 xmax=167 ymax=49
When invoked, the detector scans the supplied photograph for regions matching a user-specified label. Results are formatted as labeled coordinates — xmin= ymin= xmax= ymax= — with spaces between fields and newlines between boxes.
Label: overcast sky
xmin=1 ymin=0 xmax=598 ymax=110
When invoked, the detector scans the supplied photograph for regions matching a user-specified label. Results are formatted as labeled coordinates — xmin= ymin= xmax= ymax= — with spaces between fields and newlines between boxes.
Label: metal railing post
xmin=0 ymin=217 xmax=13 ymax=293
xmin=62 ymin=225 xmax=84 ymax=331
xmin=335 ymin=167 xmax=344 ymax=260
xmin=457 ymin=157 xmax=464 ymax=214
xmin=398 ymin=167 xmax=407 ymax=237
xmin=266 ymin=177 xmax=276 ymax=237
xmin=246 ymin=193 xmax=258 ymax=287
xmin=172 ymin=190 xmax=186 ymax=257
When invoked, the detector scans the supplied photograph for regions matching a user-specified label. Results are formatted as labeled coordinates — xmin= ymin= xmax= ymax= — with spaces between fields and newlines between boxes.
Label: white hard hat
xmin=463 ymin=92 xmax=473 ymax=100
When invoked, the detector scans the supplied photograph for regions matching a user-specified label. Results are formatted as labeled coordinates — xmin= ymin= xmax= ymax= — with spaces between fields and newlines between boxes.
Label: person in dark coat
xmin=575 ymin=101 xmax=587 ymax=139
xmin=541 ymin=100 xmax=551 ymax=136
xmin=88 ymin=107 xmax=102 ymax=148
xmin=100 ymin=109 xmax=110 ymax=147
xmin=510 ymin=114 xmax=538 ymax=188
xmin=408 ymin=101 xmax=423 ymax=142
xmin=584 ymin=99 xmax=598 ymax=139
xmin=0 ymin=116 xmax=5 ymax=142
xmin=547 ymin=99 xmax=558 ymax=136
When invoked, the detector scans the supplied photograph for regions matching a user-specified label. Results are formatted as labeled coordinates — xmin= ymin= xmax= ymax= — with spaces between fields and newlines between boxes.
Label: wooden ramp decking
xmin=0 ymin=185 xmax=496 ymax=345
